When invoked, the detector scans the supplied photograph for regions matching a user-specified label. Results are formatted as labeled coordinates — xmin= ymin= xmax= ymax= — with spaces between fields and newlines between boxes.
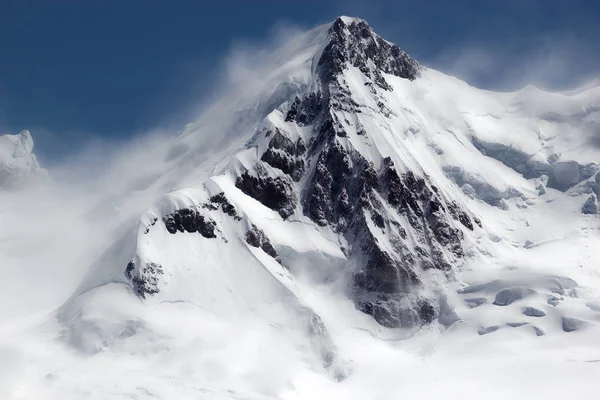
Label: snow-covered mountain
xmin=2 ymin=16 xmax=600 ymax=399
xmin=0 ymin=130 xmax=47 ymax=189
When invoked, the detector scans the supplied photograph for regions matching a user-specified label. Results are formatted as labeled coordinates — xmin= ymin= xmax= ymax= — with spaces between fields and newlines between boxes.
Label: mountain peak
xmin=332 ymin=15 xmax=367 ymax=26
xmin=318 ymin=16 xmax=421 ymax=89
xmin=0 ymin=129 xmax=46 ymax=189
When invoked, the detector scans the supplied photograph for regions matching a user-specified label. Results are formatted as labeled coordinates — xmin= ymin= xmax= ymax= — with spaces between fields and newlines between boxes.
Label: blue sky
xmin=1 ymin=0 xmax=599 ymax=162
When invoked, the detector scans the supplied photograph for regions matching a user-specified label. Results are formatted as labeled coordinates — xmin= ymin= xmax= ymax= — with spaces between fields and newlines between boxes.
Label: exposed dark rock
xmin=304 ymin=139 xmax=376 ymax=231
xmin=551 ymin=161 xmax=581 ymax=191
xmin=357 ymin=296 xmax=420 ymax=328
xmin=236 ymin=171 xmax=296 ymax=219
xmin=355 ymin=239 xmax=415 ymax=295
xmin=522 ymin=307 xmax=546 ymax=317
xmin=582 ymin=194 xmax=598 ymax=214
xmin=425 ymin=196 xmax=464 ymax=258
xmin=143 ymin=217 xmax=158 ymax=234
xmin=379 ymin=159 xmax=422 ymax=217
xmin=266 ymin=128 xmax=296 ymax=154
xmin=296 ymin=137 xmax=307 ymax=155
xmin=207 ymin=192 xmax=241 ymax=220
xmin=126 ymin=261 xmax=164 ymax=298
xmin=285 ymin=93 xmax=325 ymax=126
xmin=548 ymin=296 xmax=562 ymax=307
xmin=245 ymin=224 xmax=279 ymax=260
xmin=562 ymin=316 xmax=585 ymax=332
xmin=534 ymin=326 xmax=545 ymax=336
xmin=370 ymin=210 xmax=385 ymax=229
xmin=163 ymin=208 xmax=217 ymax=238
xmin=125 ymin=261 xmax=135 ymax=280
xmin=379 ymin=159 xmax=465 ymax=262
xmin=447 ymin=201 xmax=474 ymax=230
xmin=418 ymin=300 xmax=436 ymax=324
xmin=261 ymin=129 xmax=306 ymax=181
xmin=493 ymin=287 xmax=536 ymax=306
xmin=303 ymin=152 xmax=467 ymax=327
xmin=318 ymin=17 xmax=421 ymax=90
xmin=353 ymin=213 xmax=425 ymax=328
xmin=202 ymin=203 xmax=218 ymax=211
xmin=478 ymin=325 xmax=500 ymax=335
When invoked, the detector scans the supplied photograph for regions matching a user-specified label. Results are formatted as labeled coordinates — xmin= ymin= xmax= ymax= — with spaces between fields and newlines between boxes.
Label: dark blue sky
xmin=1 ymin=0 xmax=599 ymax=162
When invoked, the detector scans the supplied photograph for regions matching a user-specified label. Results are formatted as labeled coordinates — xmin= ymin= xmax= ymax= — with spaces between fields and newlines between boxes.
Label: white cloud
xmin=431 ymin=34 xmax=598 ymax=91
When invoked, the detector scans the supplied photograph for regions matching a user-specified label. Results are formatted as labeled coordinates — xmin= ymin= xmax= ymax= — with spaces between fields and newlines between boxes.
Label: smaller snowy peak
xmin=0 ymin=129 xmax=47 ymax=189
xmin=336 ymin=15 xmax=366 ymax=24
xmin=0 ymin=129 xmax=34 ymax=158
xmin=317 ymin=16 xmax=421 ymax=89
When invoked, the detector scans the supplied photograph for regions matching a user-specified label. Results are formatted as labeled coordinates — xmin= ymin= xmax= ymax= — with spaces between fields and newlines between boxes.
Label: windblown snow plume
xmin=1 ymin=16 xmax=600 ymax=400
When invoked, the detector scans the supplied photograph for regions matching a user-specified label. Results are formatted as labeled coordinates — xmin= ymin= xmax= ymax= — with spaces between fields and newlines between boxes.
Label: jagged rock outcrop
xmin=245 ymin=224 xmax=279 ymax=260
xmin=204 ymin=192 xmax=242 ymax=220
xmin=305 ymin=139 xmax=377 ymax=231
xmin=235 ymin=170 xmax=297 ymax=219
xmin=125 ymin=261 xmax=164 ymax=298
xmin=300 ymin=132 xmax=469 ymax=326
xmin=163 ymin=208 xmax=217 ymax=238
xmin=261 ymin=129 xmax=306 ymax=181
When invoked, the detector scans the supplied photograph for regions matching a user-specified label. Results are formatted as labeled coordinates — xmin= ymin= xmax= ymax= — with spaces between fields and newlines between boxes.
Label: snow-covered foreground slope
xmin=1 ymin=16 xmax=600 ymax=399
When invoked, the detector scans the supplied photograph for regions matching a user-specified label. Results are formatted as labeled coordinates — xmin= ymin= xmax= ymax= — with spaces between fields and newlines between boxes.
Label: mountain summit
xmin=317 ymin=16 xmax=421 ymax=88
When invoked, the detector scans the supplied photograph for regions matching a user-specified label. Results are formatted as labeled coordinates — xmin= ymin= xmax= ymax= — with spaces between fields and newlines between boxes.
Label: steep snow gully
xmin=2 ymin=16 xmax=600 ymax=399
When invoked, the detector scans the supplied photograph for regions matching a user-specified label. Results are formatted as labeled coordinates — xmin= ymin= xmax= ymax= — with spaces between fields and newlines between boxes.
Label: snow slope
xmin=1 ymin=16 xmax=600 ymax=399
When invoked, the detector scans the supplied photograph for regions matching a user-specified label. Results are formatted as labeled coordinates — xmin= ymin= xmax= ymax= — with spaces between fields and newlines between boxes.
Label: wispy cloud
xmin=0 ymin=18 xmax=314 ymax=325
xmin=429 ymin=33 xmax=598 ymax=91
